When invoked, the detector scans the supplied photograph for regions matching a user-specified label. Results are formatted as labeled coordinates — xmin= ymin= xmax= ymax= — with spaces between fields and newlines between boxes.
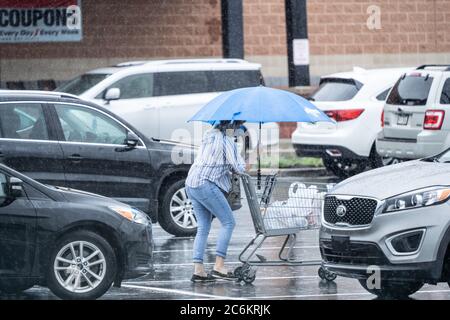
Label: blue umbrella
xmin=188 ymin=86 xmax=334 ymax=187
xmin=189 ymin=86 xmax=332 ymax=123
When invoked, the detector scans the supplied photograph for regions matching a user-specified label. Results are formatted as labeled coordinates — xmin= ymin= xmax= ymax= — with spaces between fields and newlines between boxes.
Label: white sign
xmin=0 ymin=0 xmax=82 ymax=43
xmin=293 ymin=39 xmax=309 ymax=66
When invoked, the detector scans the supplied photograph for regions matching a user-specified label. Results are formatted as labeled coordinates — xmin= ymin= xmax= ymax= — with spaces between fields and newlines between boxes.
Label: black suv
xmin=0 ymin=91 xmax=196 ymax=236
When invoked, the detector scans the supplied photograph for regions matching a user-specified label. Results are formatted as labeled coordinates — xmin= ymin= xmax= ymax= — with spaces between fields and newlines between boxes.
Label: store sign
xmin=0 ymin=0 xmax=82 ymax=43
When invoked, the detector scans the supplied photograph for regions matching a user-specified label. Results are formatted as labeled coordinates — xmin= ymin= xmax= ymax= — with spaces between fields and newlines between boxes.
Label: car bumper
xmin=119 ymin=220 xmax=154 ymax=280
xmin=293 ymin=143 xmax=367 ymax=160
xmin=319 ymin=202 xmax=450 ymax=282
xmin=376 ymin=130 xmax=449 ymax=159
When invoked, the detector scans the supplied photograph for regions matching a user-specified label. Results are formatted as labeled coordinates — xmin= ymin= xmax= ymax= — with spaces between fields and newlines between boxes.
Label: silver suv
xmin=377 ymin=65 xmax=450 ymax=160
xmin=319 ymin=150 xmax=450 ymax=298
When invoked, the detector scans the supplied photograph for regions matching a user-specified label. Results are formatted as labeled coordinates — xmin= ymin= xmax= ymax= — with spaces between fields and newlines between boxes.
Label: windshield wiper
xmin=422 ymin=156 xmax=440 ymax=162
xmin=307 ymin=96 xmax=315 ymax=101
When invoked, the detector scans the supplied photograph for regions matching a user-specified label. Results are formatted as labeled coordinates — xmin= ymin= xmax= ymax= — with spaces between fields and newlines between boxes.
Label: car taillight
xmin=324 ymin=109 xmax=364 ymax=122
xmin=381 ymin=110 xmax=384 ymax=127
xmin=423 ymin=110 xmax=445 ymax=130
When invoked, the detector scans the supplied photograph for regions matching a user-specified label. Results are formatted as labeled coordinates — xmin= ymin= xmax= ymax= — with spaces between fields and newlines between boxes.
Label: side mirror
xmin=9 ymin=177 xmax=23 ymax=198
xmin=125 ymin=132 xmax=140 ymax=148
xmin=104 ymin=87 xmax=121 ymax=103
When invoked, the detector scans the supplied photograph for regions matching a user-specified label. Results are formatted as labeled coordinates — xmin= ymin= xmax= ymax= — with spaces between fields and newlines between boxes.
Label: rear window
xmin=311 ymin=78 xmax=362 ymax=101
xmin=386 ymin=74 xmax=433 ymax=106
xmin=209 ymin=70 xmax=262 ymax=91
xmin=440 ymin=78 xmax=450 ymax=104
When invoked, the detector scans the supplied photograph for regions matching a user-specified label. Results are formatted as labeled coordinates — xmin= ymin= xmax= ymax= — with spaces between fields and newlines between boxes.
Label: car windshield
xmin=310 ymin=78 xmax=362 ymax=101
xmin=56 ymin=73 xmax=111 ymax=95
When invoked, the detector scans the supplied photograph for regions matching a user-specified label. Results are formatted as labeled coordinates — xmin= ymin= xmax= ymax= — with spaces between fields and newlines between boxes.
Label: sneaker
xmin=211 ymin=270 xmax=238 ymax=281
xmin=191 ymin=273 xmax=216 ymax=283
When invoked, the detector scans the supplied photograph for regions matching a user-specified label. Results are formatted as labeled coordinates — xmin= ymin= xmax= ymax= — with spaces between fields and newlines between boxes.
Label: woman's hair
xmin=215 ymin=120 xmax=245 ymax=132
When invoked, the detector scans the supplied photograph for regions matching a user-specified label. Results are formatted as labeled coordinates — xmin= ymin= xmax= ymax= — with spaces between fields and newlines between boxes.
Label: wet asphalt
xmin=2 ymin=174 xmax=450 ymax=300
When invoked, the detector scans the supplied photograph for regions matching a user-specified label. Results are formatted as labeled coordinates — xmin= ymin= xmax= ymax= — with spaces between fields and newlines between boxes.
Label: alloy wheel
xmin=170 ymin=187 xmax=197 ymax=229
xmin=53 ymin=241 xmax=106 ymax=293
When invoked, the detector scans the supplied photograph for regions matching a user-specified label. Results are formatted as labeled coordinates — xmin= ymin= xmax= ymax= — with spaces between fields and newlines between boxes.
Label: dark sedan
xmin=0 ymin=163 xmax=153 ymax=299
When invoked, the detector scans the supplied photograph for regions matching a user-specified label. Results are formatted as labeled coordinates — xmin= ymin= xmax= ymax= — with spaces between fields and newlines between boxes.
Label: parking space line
xmin=122 ymin=284 xmax=243 ymax=300
xmin=246 ymin=288 xmax=450 ymax=299
xmin=153 ymin=245 xmax=318 ymax=253
xmin=126 ymin=275 xmax=319 ymax=285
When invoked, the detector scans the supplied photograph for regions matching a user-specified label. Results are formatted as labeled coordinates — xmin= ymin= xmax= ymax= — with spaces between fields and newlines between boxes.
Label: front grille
xmin=323 ymin=196 xmax=378 ymax=226
xmin=320 ymin=240 xmax=388 ymax=265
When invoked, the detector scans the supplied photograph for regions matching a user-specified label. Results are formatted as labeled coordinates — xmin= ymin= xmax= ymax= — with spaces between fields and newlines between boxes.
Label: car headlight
xmin=382 ymin=187 xmax=450 ymax=213
xmin=109 ymin=206 xmax=149 ymax=225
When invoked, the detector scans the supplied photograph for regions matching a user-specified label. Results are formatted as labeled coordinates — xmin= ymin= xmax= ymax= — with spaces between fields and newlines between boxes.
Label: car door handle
xmin=67 ymin=154 xmax=84 ymax=162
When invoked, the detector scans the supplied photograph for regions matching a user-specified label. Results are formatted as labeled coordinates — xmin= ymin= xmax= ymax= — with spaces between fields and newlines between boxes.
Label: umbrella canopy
xmin=188 ymin=86 xmax=333 ymax=124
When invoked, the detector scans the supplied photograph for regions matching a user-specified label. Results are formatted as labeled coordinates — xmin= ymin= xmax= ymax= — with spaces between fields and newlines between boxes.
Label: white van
xmin=56 ymin=59 xmax=279 ymax=149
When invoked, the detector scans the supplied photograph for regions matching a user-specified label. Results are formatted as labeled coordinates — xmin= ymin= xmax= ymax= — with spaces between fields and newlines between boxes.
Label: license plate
xmin=397 ymin=114 xmax=409 ymax=125
xmin=331 ymin=236 xmax=350 ymax=252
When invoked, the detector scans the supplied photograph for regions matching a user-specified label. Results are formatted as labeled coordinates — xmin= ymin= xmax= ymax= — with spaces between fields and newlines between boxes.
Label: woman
xmin=185 ymin=120 xmax=246 ymax=282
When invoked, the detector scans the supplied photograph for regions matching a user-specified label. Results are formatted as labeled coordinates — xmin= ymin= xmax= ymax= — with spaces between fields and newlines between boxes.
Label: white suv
xmin=291 ymin=67 xmax=412 ymax=178
xmin=377 ymin=65 xmax=450 ymax=160
xmin=56 ymin=59 xmax=279 ymax=148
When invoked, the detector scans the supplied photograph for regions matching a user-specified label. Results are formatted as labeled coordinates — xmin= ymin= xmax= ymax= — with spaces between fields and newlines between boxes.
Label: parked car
xmin=0 ymin=163 xmax=153 ymax=299
xmin=0 ymin=90 xmax=197 ymax=236
xmin=56 ymin=58 xmax=279 ymax=149
xmin=292 ymin=67 xmax=412 ymax=178
xmin=320 ymin=150 xmax=450 ymax=298
xmin=377 ymin=65 xmax=450 ymax=160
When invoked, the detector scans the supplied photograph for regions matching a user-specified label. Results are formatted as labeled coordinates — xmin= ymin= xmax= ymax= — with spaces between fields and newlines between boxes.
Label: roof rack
xmin=416 ymin=64 xmax=450 ymax=71
xmin=114 ymin=58 xmax=249 ymax=68
xmin=0 ymin=90 xmax=80 ymax=100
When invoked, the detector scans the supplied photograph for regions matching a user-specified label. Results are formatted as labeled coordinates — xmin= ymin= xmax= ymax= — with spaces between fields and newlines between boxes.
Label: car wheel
xmin=370 ymin=146 xmax=400 ymax=168
xmin=358 ymin=279 xmax=423 ymax=298
xmin=322 ymin=157 xmax=367 ymax=178
xmin=160 ymin=178 xmax=197 ymax=237
xmin=0 ymin=280 xmax=34 ymax=294
xmin=47 ymin=230 xmax=117 ymax=300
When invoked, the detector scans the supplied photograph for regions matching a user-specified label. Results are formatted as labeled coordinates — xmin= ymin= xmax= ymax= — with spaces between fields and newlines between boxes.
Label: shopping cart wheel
xmin=324 ymin=271 xmax=337 ymax=282
xmin=234 ymin=265 xmax=244 ymax=278
xmin=318 ymin=267 xmax=326 ymax=280
xmin=240 ymin=268 xmax=256 ymax=285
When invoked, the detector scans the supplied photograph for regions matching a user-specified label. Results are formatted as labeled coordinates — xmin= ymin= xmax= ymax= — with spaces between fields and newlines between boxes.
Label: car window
xmin=311 ymin=78 xmax=362 ymax=101
xmin=54 ymin=104 xmax=127 ymax=145
xmin=209 ymin=70 xmax=262 ymax=91
xmin=376 ymin=87 xmax=392 ymax=101
xmin=440 ymin=78 xmax=450 ymax=104
xmin=56 ymin=73 xmax=111 ymax=95
xmin=102 ymin=73 xmax=154 ymax=99
xmin=386 ymin=74 xmax=433 ymax=106
xmin=0 ymin=103 xmax=49 ymax=140
xmin=154 ymin=71 xmax=209 ymax=96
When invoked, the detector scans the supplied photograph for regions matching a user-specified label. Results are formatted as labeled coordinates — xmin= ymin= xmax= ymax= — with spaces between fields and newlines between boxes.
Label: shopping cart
xmin=233 ymin=173 xmax=337 ymax=284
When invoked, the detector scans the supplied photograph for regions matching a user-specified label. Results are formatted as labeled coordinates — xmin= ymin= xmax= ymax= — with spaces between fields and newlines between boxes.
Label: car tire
xmin=370 ymin=146 xmax=400 ymax=168
xmin=322 ymin=157 xmax=367 ymax=178
xmin=47 ymin=230 xmax=117 ymax=300
xmin=160 ymin=178 xmax=197 ymax=237
xmin=358 ymin=279 xmax=423 ymax=298
xmin=0 ymin=280 xmax=34 ymax=294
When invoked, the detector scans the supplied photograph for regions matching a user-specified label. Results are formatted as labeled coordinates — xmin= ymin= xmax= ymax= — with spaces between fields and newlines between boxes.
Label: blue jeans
xmin=185 ymin=181 xmax=236 ymax=263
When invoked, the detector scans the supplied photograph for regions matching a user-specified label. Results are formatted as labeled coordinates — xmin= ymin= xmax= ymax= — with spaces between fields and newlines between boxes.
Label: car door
xmin=50 ymin=102 xmax=154 ymax=212
xmin=0 ymin=171 xmax=37 ymax=277
xmin=0 ymin=102 xmax=66 ymax=186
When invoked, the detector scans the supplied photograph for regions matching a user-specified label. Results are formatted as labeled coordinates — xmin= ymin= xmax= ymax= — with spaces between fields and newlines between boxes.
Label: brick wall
xmin=0 ymin=0 xmax=222 ymax=59
xmin=307 ymin=0 xmax=450 ymax=56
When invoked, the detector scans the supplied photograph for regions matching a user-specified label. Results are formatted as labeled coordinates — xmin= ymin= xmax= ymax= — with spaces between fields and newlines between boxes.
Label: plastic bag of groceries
xmin=263 ymin=182 xmax=332 ymax=230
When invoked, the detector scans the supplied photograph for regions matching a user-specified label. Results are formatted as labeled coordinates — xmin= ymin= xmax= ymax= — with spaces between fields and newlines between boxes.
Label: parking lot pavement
xmin=2 ymin=175 xmax=450 ymax=300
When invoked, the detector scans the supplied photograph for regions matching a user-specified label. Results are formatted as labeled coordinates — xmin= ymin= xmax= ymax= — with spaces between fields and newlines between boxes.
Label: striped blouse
xmin=186 ymin=128 xmax=245 ymax=193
